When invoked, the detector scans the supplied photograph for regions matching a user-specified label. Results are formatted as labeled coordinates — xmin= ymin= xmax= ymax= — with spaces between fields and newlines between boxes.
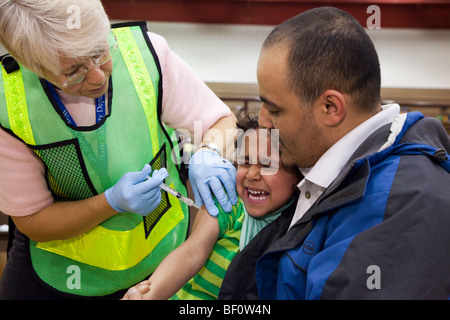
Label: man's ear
xmin=318 ymin=90 xmax=347 ymax=127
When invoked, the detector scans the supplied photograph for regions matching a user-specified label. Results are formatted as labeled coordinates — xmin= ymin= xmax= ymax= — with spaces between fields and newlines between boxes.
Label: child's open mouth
xmin=246 ymin=188 xmax=269 ymax=201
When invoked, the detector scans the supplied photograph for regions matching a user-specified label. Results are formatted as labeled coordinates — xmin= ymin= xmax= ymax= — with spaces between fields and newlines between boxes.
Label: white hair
xmin=0 ymin=0 xmax=111 ymax=77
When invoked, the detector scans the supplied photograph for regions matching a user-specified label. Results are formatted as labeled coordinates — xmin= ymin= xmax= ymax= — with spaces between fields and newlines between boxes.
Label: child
xmin=122 ymin=114 xmax=302 ymax=300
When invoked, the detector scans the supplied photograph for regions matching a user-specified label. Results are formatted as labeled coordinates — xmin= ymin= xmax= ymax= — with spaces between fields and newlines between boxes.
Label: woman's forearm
xmin=201 ymin=113 xmax=237 ymax=161
xmin=12 ymin=193 xmax=117 ymax=242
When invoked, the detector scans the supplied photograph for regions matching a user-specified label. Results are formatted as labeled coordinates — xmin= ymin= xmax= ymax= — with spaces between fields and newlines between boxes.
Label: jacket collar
xmin=291 ymin=122 xmax=392 ymax=230
xmin=292 ymin=112 xmax=427 ymax=228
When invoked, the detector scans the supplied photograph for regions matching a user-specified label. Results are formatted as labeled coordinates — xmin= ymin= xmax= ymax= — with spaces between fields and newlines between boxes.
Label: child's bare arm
xmin=123 ymin=206 xmax=220 ymax=300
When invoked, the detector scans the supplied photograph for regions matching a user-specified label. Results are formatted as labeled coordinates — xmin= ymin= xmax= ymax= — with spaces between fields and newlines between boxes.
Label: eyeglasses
xmin=61 ymin=42 xmax=118 ymax=88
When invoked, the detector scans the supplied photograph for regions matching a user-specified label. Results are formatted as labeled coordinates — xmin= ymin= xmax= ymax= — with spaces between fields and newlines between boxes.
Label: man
xmin=219 ymin=7 xmax=450 ymax=299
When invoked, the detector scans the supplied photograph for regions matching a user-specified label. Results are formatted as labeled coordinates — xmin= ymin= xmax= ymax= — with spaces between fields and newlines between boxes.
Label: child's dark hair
xmin=235 ymin=111 xmax=259 ymax=153
xmin=236 ymin=111 xmax=259 ymax=132
xmin=235 ymin=112 xmax=303 ymax=186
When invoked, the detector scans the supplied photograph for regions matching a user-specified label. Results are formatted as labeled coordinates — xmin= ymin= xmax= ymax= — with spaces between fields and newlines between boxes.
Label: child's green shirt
xmin=171 ymin=198 xmax=245 ymax=300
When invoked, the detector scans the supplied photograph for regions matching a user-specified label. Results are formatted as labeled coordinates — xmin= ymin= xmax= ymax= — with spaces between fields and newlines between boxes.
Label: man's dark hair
xmin=263 ymin=7 xmax=381 ymax=112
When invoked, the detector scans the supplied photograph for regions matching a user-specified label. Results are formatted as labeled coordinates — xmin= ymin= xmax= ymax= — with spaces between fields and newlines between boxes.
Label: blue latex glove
xmin=189 ymin=149 xmax=238 ymax=217
xmin=105 ymin=164 xmax=168 ymax=216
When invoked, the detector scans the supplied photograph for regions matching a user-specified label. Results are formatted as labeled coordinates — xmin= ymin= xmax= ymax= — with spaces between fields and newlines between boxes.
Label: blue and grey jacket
xmin=219 ymin=111 xmax=450 ymax=300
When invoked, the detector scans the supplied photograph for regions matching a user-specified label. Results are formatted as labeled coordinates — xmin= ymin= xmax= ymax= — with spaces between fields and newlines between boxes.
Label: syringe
xmin=159 ymin=182 xmax=201 ymax=210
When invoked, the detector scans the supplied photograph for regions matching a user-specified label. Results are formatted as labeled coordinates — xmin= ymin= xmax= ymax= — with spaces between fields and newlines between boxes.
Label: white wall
xmin=147 ymin=22 xmax=450 ymax=89
xmin=368 ymin=28 xmax=450 ymax=89
xmin=146 ymin=22 xmax=271 ymax=85
xmin=2 ymin=21 xmax=450 ymax=89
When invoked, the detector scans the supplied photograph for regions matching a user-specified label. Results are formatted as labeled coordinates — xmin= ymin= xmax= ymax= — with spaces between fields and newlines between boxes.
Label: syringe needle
xmin=159 ymin=183 xmax=201 ymax=210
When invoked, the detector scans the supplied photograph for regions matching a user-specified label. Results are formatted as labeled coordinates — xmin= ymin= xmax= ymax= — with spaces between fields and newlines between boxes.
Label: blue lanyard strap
xmin=45 ymin=81 xmax=111 ymax=186
xmin=46 ymin=81 xmax=106 ymax=127
xmin=95 ymin=94 xmax=106 ymax=123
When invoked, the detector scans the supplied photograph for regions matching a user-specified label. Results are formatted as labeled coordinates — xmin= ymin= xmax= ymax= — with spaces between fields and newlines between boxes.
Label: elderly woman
xmin=0 ymin=0 xmax=237 ymax=299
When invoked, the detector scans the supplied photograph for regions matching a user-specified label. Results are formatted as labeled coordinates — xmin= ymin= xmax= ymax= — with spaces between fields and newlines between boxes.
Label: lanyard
xmin=46 ymin=81 xmax=106 ymax=127
xmin=46 ymin=81 xmax=111 ymax=187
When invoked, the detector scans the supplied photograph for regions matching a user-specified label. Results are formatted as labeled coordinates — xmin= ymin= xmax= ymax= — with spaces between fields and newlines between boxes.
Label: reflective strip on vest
xmin=113 ymin=27 xmax=160 ymax=156
xmin=1 ymin=66 xmax=35 ymax=145
xmin=36 ymin=199 xmax=183 ymax=271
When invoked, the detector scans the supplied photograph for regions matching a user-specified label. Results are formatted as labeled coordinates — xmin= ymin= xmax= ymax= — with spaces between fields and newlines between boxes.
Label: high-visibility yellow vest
xmin=0 ymin=22 xmax=189 ymax=296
